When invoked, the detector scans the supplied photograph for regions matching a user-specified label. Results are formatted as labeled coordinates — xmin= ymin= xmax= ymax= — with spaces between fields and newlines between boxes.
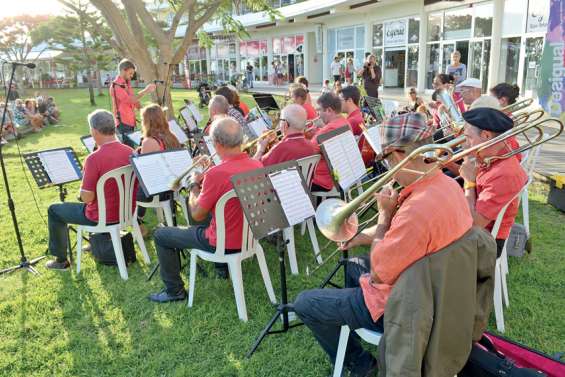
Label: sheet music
xmin=82 ymin=136 xmax=96 ymax=153
xmin=127 ymin=131 xmax=142 ymax=146
xmin=180 ymin=107 xmax=198 ymax=131
xmin=133 ymin=150 xmax=192 ymax=195
xmin=162 ymin=149 xmax=192 ymax=177
xmin=187 ymin=102 xmax=203 ymax=124
xmin=168 ymin=119 xmax=189 ymax=144
xmin=323 ymin=131 xmax=366 ymax=191
xmin=247 ymin=118 xmax=269 ymax=138
xmin=203 ymin=136 xmax=221 ymax=165
xmin=269 ymin=169 xmax=315 ymax=227
xmin=39 ymin=150 xmax=81 ymax=185
xmin=364 ymin=126 xmax=383 ymax=155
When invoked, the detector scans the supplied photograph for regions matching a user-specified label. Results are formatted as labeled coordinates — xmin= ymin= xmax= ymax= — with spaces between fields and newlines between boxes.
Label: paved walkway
xmin=248 ymin=85 xmax=565 ymax=177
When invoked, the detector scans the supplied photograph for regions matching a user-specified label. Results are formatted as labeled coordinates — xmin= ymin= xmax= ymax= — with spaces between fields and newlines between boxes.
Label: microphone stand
xmin=0 ymin=63 xmax=46 ymax=275
xmin=160 ymin=62 xmax=171 ymax=108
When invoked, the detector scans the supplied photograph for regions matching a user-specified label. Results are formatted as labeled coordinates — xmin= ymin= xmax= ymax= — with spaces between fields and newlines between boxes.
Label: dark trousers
xmin=294 ymin=254 xmax=383 ymax=376
xmin=496 ymin=239 xmax=506 ymax=259
xmin=117 ymin=123 xmax=136 ymax=148
xmin=154 ymin=225 xmax=239 ymax=294
xmin=48 ymin=203 xmax=96 ymax=261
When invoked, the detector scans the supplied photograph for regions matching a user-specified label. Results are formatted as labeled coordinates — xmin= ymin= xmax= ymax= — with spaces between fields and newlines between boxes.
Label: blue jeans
xmin=246 ymin=72 xmax=254 ymax=88
xmin=294 ymin=255 xmax=383 ymax=376
xmin=48 ymin=202 xmax=96 ymax=261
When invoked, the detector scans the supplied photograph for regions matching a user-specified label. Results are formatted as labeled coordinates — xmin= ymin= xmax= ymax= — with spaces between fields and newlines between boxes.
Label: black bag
xmin=506 ymin=223 xmax=529 ymax=257
xmin=90 ymin=232 xmax=136 ymax=266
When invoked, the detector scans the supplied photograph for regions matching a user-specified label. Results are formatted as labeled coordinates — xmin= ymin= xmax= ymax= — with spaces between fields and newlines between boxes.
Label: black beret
xmin=463 ymin=108 xmax=513 ymax=133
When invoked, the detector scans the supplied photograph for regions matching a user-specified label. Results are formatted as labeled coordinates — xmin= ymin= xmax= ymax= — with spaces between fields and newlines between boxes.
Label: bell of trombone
xmin=437 ymin=89 xmax=465 ymax=132
xmin=315 ymin=198 xmax=359 ymax=242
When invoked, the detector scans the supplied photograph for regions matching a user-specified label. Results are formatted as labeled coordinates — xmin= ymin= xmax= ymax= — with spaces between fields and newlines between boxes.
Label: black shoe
xmin=350 ymin=357 xmax=378 ymax=377
xmin=215 ymin=265 xmax=229 ymax=280
xmin=45 ymin=259 xmax=70 ymax=270
xmin=148 ymin=289 xmax=187 ymax=303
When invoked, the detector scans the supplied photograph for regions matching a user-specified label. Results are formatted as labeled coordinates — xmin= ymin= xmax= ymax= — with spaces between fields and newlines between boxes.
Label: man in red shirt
xmin=294 ymin=113 xmax=473 ymax=375
xmin=290 ymin=84 xmax=318 ymax=121
xmin=45 ymin=110 xmax=134 ymax=270
xmin=459 ymin=107 xmax=528 ymax=257
xmin=110 ymin=59 xmax=155 ymax=147
xmin=339 ymin=85 xmax=364 ymax=137
xmin=253 ymin=104 xmax=317 ymax=166
xmin=149 ymin=117 xmax=263 ymax=303
xmin=310 ymin=93 xmax=353 ymax=192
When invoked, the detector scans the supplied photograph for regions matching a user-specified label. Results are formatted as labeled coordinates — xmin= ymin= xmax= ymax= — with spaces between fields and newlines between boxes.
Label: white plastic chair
xmin=187 ymin=189 xmax=277 ymax=322
xmin=382 ymin=99 xmax=400 ymax=117
xmin=333 ymin=326 xmax=382 ymax=377
xmin=75 ymin=165 xmax=150 ymax=280
xmin=519 ymin=145 xmax=541 ymax=237
xmin=135 ymin=195 xmax=174 ymax=227
xmin=283 ymin=155 xmax=322 ymax=275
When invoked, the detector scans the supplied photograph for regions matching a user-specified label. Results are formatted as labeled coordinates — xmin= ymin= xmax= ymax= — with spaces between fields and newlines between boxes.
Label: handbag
xmin=90 ymin=232 xmax=136 ymax=266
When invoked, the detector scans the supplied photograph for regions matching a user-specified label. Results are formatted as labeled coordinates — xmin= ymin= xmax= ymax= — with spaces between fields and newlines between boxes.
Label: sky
xmin=2 ymin=0 xmax=66 ymax=18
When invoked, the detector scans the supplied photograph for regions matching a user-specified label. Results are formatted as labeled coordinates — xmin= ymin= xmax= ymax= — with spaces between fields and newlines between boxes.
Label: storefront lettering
xmin=384 ymin=21 xmax=406 ymax=46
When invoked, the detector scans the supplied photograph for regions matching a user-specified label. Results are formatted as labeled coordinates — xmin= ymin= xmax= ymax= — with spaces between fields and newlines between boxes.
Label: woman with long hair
xmin=490 ymin=83 xmax=520 ymax=108
xmin=136 ymin=104 xmax=181 ymax=236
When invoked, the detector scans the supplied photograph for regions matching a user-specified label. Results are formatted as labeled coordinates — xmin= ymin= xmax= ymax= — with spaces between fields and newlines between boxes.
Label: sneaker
xmin=148 ymin=288 xmax=187 ymax=303
xmin=45 ymin=259 xmax=70 ymax=270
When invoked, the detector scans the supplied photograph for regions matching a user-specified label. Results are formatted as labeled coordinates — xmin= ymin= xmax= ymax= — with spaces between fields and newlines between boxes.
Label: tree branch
xmin=168 ymin=0 xmax=191 ymax=39
xmin=128 ymin=0 xmax=168 ymax=46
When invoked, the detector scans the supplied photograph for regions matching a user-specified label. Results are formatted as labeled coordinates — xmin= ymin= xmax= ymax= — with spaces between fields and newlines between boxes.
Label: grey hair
xmin=211 ymin=117 xmax=243 ymax=148
xmin=209 ymin=95 xmax=229 ymax=115
xmin=281 ymin=104 xmax=307 ymax=131
xmin=88 ymin=109 xmax=116 ymax=135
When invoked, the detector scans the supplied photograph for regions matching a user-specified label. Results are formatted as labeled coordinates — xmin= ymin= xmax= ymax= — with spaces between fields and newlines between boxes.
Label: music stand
xmin=363 ymin=96 xmax=385 ymax=125
xmin=252 ymin=93 xmax=280 ymax=112
xmin=231 ymin=161 xmax=315 ymax=358
xmin=80 ymin=135 xmax=96 ymax=153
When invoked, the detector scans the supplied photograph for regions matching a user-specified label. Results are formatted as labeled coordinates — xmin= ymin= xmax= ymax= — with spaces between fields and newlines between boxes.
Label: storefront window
xmin=408 ymin=18 xmax=420 ymax=44
xmin=522 ymin=37 xmax=543 ymax=96
xmin=372 ymin=24 xmax=383 ymax=47
xmin=406 ymin=46 xmax=419 ymax=88
xmin=474 ymin=3 xmax=493 ymax=38
xmin=502 ymin=0 xmax=527 ymax=36
xmin=329 ymin=25 xmax=365 ymax=79
xmin=272 ymin=35 xmax=304 ymax=82
xmin=499 ymin=37 xmax=521 ymax=85
xmin=426 ymin=43 xmax=440 ymax=89
xmin=443 ymin=8 xmax=472 ymax=40
xmin=428 ymin=13 xmax=442 ymax=42
xmin=338 ymin=27 xmax=355 ymax=50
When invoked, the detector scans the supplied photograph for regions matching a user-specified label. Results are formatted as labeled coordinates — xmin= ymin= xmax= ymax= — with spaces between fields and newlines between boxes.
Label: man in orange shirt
xmin=459 ymin=108 xmax=527 ymax=258
xmin=294 ymin=112 xmax=473 ymax=376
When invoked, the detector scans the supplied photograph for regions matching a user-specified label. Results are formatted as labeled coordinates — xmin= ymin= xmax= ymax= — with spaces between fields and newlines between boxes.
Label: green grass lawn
xmin=0 ymin=88 xmax=564 ymax=376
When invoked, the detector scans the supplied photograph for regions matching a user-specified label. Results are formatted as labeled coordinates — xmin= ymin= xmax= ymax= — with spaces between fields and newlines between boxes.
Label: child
xmin=321 ymin=79 xmax=331 ymax=95
xmin=333 ymin=80 xmax=343 ymax=95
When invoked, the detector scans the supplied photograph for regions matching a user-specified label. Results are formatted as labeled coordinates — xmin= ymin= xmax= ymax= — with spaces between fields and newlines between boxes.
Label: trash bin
xmin=548 ymin=175 xmax=565 ymax=212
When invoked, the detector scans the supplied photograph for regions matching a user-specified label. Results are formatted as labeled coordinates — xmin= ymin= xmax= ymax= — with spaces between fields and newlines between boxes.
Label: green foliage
xmin=0 ymin=15 xmax=51 ymax=62
xmin=0 ymin=89 xmax=563 ymax=376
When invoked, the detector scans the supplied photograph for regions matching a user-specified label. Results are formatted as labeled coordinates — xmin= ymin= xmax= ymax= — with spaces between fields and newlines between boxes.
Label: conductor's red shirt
xmin=198 ymin=153 xmax=263 ymax=250
xmin=261 ymin=134 xmax=318 ymax=167
xmin=110 ymin=76 xmax=139 ymax=128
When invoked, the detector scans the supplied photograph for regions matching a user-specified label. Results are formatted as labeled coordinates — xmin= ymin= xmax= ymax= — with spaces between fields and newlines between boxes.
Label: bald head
xmin=209 ymin=95 xmax=229 ymax=118
xmin=211 ymin=117 xmax=243 ymax=148
xmin=281 ymin=104 xmax=307 ymax=132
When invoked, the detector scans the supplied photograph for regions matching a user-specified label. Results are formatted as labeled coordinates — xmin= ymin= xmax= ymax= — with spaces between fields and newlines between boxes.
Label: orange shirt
xmin=360 ymin=170 xmax=473 ymax=321
xmin=476 ymin=155 xmax=527 ymax=240
xmin=110 ymin=76 xmax=139 ymax=128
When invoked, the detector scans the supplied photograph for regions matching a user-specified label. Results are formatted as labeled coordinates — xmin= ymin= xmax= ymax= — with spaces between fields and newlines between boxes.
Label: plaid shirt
xmin=381 ymin=112 xmax=434 ymax=148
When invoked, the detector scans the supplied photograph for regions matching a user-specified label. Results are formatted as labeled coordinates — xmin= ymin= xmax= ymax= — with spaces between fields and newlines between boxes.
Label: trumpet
xmin=170 ymin=154 xmax=215 ymax=191
xmin=241 ymin=129 xmax=282 ymax=153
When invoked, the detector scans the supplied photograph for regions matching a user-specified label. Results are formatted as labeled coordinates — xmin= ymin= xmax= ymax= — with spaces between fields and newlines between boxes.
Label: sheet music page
xmin=203 ymin=136 xmax=221 ymax=165
xmin=364 ymin=126 xmax=383 ymax=155
xmin=82 ymin=136 xmax=96 ymax=153
xmin=323 ymin=131 xmax=366 ymax=190
xmin=39 ymin=150 xmax=81 ymax=185
xmin=162 ymin=149 xmax=193 ymax=178
xmin=132 ymin=154 xmax=172 ymax=195
xmin=269 ymin=169 xmax=315 ymax=227
xmin=247 ymin=118 xmax=269 ymax=138
xmin=187 ymin=102 xmax=203 ymax=124
xmin=181 ymin=107 xmax=197 ymax=131
xmin=168 ymin=120 xmax=189 ymax=144
xmin=127 ymin=131 xmax=142 ymax=146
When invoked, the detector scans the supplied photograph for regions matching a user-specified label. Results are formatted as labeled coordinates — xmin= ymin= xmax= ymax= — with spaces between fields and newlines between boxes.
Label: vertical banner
xmin=539 ymin=0 xmax=565 ymax=123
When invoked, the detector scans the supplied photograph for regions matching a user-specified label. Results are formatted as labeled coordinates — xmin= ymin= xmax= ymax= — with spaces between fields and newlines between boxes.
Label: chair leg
xmin=306 ymin=218 xmax=323 ymax=264
xmin=188 ymin=252 xmax=197 ymax=308
xmin=333 ymin=325 xmax=351 ymax=377
xmin=283 ymin=227 xmax=299 ymax=275
xmin=178 ymin=195 xmax=190 ymax=225
xmin=132 ymin=220 xmax=150 ymax=264
xmin=162 ymin=202 xmax=174 ymax=227
xmin=228 ymin=260 xmax=248 ymax=322
xmin=76 ymin=228 xmax=83 ymax=274
xmin=300 ymin=221 xmax=306 ymax=236
xmin=255 ymin=245 xmax=277 ymax=304
xmin=501 ymin=247 xmax=510 ymax=308
xmin=522 ymin=189 xmax=530 ymax=236
xmin=110 ymin=229 xmax=128 ymax=280
xmin=494 ymin=260 xmax=505 ymax=332
xmin=156 ymin=207 xmax=165 ymax=224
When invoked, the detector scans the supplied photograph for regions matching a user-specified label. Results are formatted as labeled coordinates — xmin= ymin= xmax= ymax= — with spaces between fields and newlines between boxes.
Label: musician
xmin=294 ymin=112 xmax=473 ymax=375
xmin=45 ymin=110 xmax=134 ymax=270
xmin=289 ymin=84 xmax=317 ymax=121
xmin=203 ymin=95 xmax=230 ymax=135
xmin=148 ymin=118 xmax=263 ymax=302
xmin=339 ymin=85 xmax=364 ymax=136
xmin=215 ymin=86 xmax=245 ymax=126
xmin=136 ymin=104 xmax=181 ymax=236
xmin=457 ymin=78 xmax=482 ymax=107
xmin=110 ymin=59 xmax=156 ymax=147
xmin=310 ymin=93 xmax=353 ymax=192
xmin=253 ymin=104 xmax=317 ymax=166
xmin=490 ymin=83 xmax=520 ymax=108
xmin=459 ymin=108 xmax=528 ymax=258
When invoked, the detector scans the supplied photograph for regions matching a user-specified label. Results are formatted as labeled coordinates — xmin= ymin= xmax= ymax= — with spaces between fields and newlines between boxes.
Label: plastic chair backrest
xmin=296 ymin=154 xmax=321 ymax=187
xmin=520 ymin=144 xmax=541 ymax=177
xmin=94 ymin=165 xmax=136 ymax=227
xmin=382 ymin=100 xmax=399 ymax=116
xmin=490 ymin=180 xmax=530 ymax=239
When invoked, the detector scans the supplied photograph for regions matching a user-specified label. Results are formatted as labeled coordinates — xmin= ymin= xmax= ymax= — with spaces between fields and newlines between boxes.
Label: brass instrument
xmin=436 ymin=88 xmax=465 ymax=137
xmin=241 ymin=129 xmax=282 ymax=153
xmin=502 ymin=98 xmax=534 ymax=115
xmin=170 ymin=154 xmax=216 ymax=191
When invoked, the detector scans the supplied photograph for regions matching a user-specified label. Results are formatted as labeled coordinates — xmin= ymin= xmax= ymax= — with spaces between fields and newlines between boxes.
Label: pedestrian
xmin=345 ymin=57 xmax=355 ymax=85
xmin=330 ymin=56 xmax=343 ymax=83
xmin=245 ymin=61 xmax=254 ymax=89
xmin=357 ymin=54 xmax=382 ymax=98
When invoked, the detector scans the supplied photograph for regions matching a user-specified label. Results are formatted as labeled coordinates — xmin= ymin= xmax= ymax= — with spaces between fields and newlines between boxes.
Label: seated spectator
xmin=45 ymin=97 xmax=60 ymax=124
xmin=0 ymin=102 xmax=17 ymax=143
xmin=333 ymin=80 xmax=343 ymax=95
xmin=24 ymin=98 xmax=45 ymax=132
xmin=13 ymin=99 xmax=32 ymax=134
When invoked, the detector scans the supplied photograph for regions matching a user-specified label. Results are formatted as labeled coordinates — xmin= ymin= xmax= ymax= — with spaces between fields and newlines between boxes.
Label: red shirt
xmin=239 ymin=101 xmax=250 ymax=117
xmin=360 ymin=170 xmax=473 ymax=320
xmin=81 ymin=141 xmax=134 ymax=223
xmin=198 ymin=153 xmax=263 ymax=249
xmin=110 ymin=76 xmax=139 ymax=128
xmin=261 ymin=134 xmax=318 ymax=167
xmin=311 ymin=116 xmax=352 ymax=190
xmin=302 ymin=103 xmax=318 ymax=120
xmin=346 ymin=108 xmax=364 ymax=136
xmin=476 ymin=155 xmax=528 ymax=240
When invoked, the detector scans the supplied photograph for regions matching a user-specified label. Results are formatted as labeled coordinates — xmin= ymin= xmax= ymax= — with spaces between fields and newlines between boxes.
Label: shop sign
xmin=527 ymin=0 xmax=550 ymax=33
xmin=384 ymin=20 xmax=406 ymax=46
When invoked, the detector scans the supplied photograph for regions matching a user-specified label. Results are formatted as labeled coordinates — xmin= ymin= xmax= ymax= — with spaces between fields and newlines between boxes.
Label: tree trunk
xmin=87 ymin=69 xmax=96 ymax=106
xmin=135 ymin=57 xmax=175 ymax=118
xmin=94 ymin=67 xmax=103 ymax=96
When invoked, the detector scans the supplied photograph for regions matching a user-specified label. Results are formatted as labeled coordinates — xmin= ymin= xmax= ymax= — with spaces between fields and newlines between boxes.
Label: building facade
xmin=187 ymin=0 xmax=549 ymax=97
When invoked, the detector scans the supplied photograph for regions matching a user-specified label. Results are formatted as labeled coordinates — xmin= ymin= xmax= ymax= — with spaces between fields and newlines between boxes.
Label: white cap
xmin=457 ymin=78 xmax=482 ymax=89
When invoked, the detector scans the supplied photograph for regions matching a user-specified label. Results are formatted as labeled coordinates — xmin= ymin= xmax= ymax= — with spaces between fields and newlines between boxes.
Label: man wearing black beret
xmin=459 ymin=107 xmax=528 ymax=258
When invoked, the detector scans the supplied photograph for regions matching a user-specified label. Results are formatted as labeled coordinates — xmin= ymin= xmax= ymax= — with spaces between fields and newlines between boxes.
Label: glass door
xmin=442 ymin=43 xmax=455 ymax=74
xmin=406 ymin=46 xmax=419 ymax=88
xmin=499 ymin=37 xmax=521 ymax=85
xmin=426 ymin=43 xmax=440 ymax=89
xmin=522 ymin=37 xmax=543 ymax=97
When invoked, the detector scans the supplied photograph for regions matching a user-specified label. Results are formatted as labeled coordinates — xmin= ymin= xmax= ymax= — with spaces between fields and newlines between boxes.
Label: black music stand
xmin=231 ymin=161 xmax=314 ymax=358
xmin=23 ymin=147 xmax=85 ymax=260
xmin=252 ymin=93 xmax=280 ymax=112
xmin=80 ymin=135 xmax=96 ymax=153
xmin=363 ymin=96 xmax=385 ymax=125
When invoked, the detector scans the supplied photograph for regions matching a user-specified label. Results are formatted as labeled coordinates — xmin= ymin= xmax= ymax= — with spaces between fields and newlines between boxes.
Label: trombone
xmin=241 ymin=128 xmax=282 ymax=153
xmin=170 ymin=153 xmax=216 ymax=191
